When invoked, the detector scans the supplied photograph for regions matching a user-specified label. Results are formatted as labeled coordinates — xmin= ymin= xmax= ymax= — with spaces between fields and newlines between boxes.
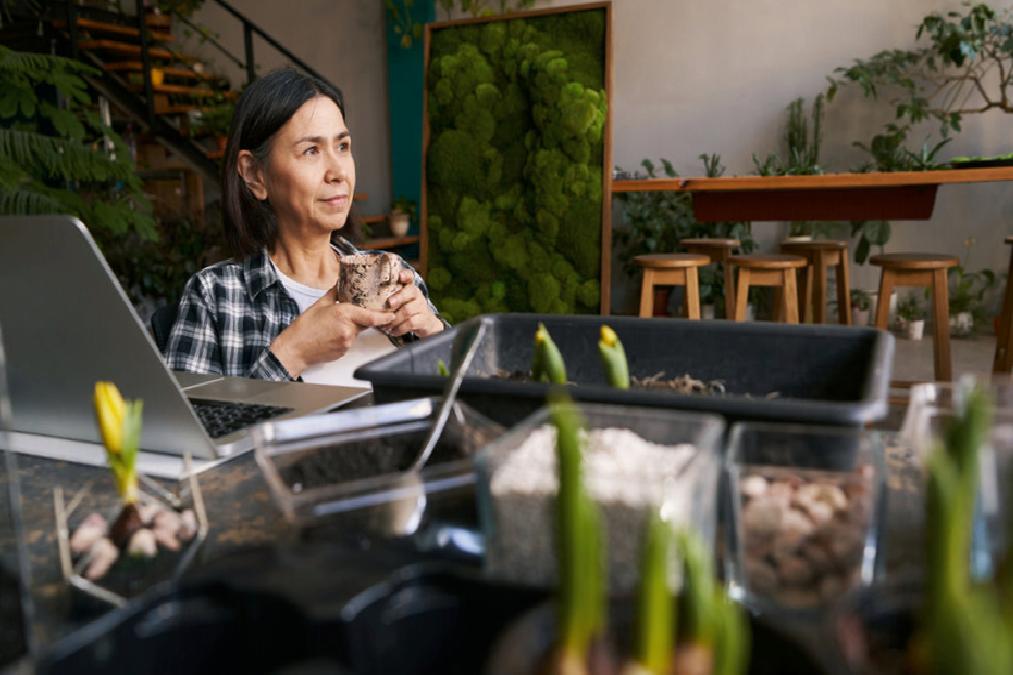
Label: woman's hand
xmin=385 ymin=270 xmax=445 ymax=338
xmin=270 ymin=287 xmax=394 ymax=377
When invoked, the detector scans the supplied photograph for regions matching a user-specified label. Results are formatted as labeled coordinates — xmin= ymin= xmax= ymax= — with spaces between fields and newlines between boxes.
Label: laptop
xmin=0 ymin=216 xmax=369 ymax=460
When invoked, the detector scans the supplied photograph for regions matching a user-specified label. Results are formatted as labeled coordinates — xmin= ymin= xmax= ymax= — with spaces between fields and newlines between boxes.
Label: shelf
xmin=611 ymin=167 xmax=1013 ymax=222
xmin=362 ymin=235 xmax=419 ymax=250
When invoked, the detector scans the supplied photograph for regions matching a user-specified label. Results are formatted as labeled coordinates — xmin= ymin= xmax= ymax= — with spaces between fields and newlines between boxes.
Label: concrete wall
xmin=185 ymin=0 xmax=390 ymax=216
xmin=193 ymin=0 xmax=1013 ymax=314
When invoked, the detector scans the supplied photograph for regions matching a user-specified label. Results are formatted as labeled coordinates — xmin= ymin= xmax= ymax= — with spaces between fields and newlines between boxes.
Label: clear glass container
xmin=726 ymin=422 xmax=885 ymax=612
xmin=475 ymin=402 xmax=724 ymax=592
xmin=254 ymin=397 xmax=502 ymax=544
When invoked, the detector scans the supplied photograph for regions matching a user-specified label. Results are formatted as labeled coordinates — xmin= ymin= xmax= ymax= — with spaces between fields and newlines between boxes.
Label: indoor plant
xmin=948 ymin=265 xmax=997 ymax=337
xmin=896 ymin=293 xmax=926 ymax=340
xmin=851 ymin=288 xmax=872 ymax=326
xmin=389 ymin=196 xmax=415 ymax=238
xmin=424 ymin=8 xmax=607 ymax=323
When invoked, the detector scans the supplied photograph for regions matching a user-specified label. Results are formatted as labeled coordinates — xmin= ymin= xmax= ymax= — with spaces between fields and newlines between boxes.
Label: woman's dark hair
xmin=222 ymin=68 xmax=346 ymax=257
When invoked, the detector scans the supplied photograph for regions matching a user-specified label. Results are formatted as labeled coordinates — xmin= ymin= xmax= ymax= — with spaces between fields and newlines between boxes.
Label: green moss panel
xmin=425 ymin=9 xmax=607 ymax=324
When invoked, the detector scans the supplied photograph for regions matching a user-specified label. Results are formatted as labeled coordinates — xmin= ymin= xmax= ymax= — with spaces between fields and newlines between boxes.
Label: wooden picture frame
xmin=421 ymin=1 xmax=613 ymax=316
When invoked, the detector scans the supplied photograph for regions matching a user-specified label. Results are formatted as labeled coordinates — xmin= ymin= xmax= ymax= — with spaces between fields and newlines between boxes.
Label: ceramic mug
xmin=337 ymin=253 xmax=402 ymax=311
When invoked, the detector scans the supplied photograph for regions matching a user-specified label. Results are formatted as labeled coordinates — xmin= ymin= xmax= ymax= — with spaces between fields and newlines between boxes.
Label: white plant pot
xmin=389 ymin=212 xmax=410 ymax=238
xmin=852 ymin=308 xmax=870 ymax=327
xmin=701 ymin=304 xmax=716 ymax=320
xmin=949 ymin=311 xmax=973 ymax=336
xmin=905 ymin=319 xmax=925 ymax=341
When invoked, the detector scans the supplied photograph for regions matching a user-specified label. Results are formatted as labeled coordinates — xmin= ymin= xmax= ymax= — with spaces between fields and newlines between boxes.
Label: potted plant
xmin=896 ymin=293 xmax=926 ymax=340
xmin=388 ymin=196 xmax=415 ymax=238
xmin=193 ymin=99 xmax=235 ymax=153
xmin=851 ymin=289 xmax=872 ymax=326
xmin=948 ymin=265 xmax=997 ymax=337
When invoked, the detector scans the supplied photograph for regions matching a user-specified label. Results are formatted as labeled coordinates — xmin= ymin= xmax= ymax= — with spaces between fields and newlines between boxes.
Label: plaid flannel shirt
xmin=164 ymin=237 xmax=443 ymax=381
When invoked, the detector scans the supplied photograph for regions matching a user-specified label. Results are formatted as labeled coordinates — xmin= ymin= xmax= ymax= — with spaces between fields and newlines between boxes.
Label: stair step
xmin=77 ymin=39 xmax=174 ymax=59
xmin=130 ymin=83 xmax=216 ymax=97
xmin=53 ymin=17 xmax=173 ymax=42
xmin=145 ymin=14 xmax=172 ymax=29
xmin=103 ymin=62 xmax=217 ymax=81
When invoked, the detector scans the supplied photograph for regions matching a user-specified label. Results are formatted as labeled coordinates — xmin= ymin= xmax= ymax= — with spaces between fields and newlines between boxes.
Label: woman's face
xmin=245 ymin=95 xmax=356 ymax=237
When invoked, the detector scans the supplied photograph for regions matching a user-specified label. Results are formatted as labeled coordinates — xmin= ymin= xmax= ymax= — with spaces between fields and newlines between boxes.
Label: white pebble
xmin=70 ymin=512 xmax=107 ymax=555
xmin=178 ymin=510 xmax=198 ymax=541
xmin=127 ymin=528 xmax=157 ymax=558
xmin=740 ymin=475 xmax=768 ymax=498
xmin=84 ymin=538 xmax=119 ymax=580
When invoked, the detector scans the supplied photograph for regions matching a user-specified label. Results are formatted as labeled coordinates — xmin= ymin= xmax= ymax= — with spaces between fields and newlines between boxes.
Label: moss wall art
xmin=423 ymin=6 xmax=609 ymax=324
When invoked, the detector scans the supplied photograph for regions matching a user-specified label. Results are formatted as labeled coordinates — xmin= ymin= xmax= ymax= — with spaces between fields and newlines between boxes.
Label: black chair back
xmin=150 ymin=303 xmax=178 ymax=354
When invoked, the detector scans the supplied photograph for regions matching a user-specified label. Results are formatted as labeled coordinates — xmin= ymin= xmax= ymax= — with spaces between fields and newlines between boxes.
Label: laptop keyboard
xmin=190 ymin=399 xmax=294 ymax=439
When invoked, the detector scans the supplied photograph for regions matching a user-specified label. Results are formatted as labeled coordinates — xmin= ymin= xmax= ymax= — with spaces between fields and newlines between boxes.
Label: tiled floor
xmin=891 ymin=330 xmax=1003 ymax=383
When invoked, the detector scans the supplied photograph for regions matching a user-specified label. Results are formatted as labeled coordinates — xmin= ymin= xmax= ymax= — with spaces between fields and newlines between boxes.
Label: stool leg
xmin=813 ymin=252 xmax=828 ymax=324
xmin=774 ymin=286 xmax=785 ymax=323
xmin=994 ymin=249 xmax=1013 ymax=372
xmin=932 ymin=268 xmax=952 ymax=381
xmin=874 ymin=271 xmax=895 ymax=330
xmin=783 ymin=269 xmax=800 ymax=324
xmin=685 ymin=267 xmax=701 ymax=319
xmin=722 ymin=260 xmax=736 ymax=320
xmin=639 ymin=270 xmax=654 ymax=319
xmin=836 ymin=251 xmax=852 ymax=325
xmin=801 ymin=262 xmax=814 ymax=323
xmin=734 ymin=268 xmax=750 ymax=322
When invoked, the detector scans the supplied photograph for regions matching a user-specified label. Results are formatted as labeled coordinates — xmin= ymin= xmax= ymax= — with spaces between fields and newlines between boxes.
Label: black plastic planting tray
xmin=356 ymin=314 xmax=893 ymax=427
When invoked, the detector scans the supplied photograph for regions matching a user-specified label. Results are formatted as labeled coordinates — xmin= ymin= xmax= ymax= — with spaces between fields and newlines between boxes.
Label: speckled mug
xmin=337 ymin=253 xmax=402 ymax=311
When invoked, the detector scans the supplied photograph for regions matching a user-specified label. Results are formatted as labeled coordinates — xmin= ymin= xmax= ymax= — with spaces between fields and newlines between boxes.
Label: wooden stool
xmin=634 ymin=254 xmax=711 ymax=319
xmin=727 ymin=254 xmax=808 ymax=323
xmin=680 ymin=238 xmax=740 ymax=319
xmin=870 ymin=253 xmax=959 ymax=381
xmin=993 ymin=236 xmax=1013 ymax=373
xmin=780 ymin=239 xmax=852 ymax=325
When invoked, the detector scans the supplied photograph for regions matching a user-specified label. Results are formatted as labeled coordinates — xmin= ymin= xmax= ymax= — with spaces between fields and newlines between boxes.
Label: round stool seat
xmin=680 ymin=238 xmax=740 ymax=248
xmin=869 ymin=253 xmax=958 ymax=269
xmin=728 ymin=254 xmax=807 ymax=270
xmin=634 ymin=253 xmax=710 ymax=269
xmin=780 ymin=239 xmax=849 ymax=251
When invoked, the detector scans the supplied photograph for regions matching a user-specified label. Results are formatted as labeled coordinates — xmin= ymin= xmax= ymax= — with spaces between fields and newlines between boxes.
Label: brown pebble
xmin=745 ymin=559 xmax=778 ymax=593
xmin=777 ymin=554 xmax=813 ymax=586
xmin=742 ymin=497 xmax=784 ymax=534
xmin=820 ymin=574 xmax=845 ymax=600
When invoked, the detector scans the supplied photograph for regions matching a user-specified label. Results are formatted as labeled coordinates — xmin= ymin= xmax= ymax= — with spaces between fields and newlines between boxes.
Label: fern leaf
xmin=0 ymin=128 xmax=130 ymax=184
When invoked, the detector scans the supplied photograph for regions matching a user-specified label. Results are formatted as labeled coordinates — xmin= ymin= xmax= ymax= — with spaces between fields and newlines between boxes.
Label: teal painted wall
xmin=386 ymin=0 xmax=435 ymax=259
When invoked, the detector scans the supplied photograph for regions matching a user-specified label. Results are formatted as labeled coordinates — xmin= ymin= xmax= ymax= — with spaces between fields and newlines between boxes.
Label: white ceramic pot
xmin=389 ymin=212 xmax=410 ymax=238
xmin=949 ymin=311 xmax=973 ymax=336
xmin=701 ymin=304 xmax=716 ymax=320
xmin=852 ymin=308 xmax=870 ymax=327
xmin=905 ymin=319 xmax=925 ymax=341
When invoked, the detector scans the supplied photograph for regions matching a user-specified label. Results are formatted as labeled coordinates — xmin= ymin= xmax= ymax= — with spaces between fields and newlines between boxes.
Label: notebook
xmin=0 ymin=215 xmax=369 ymax=460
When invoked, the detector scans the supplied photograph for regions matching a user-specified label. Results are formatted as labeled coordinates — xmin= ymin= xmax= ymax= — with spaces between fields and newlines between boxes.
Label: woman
xmin=165 ymin=68 xmax=445 ymax=383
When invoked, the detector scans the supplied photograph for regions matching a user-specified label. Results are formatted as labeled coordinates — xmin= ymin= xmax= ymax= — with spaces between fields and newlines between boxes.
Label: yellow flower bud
xmin=94 ymin=381 xmax=125 ymax=454
xmin=599 ymin=324 xmax=619 ymax=348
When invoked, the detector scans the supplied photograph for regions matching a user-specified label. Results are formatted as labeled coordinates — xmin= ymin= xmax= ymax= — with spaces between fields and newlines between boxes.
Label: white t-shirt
xmin=273 ymin=264 xmax=396 ymax=387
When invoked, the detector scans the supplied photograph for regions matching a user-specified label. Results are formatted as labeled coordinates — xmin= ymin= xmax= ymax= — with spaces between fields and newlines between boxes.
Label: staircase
xmin=7 ymin=1 xmax=416 ymax=257
xmin=6 ymin=0 xmax=344 ymax=226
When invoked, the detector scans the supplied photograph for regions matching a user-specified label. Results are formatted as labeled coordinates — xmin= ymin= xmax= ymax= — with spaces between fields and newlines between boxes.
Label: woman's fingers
xmin=338 ymin=304 xmax=396 ymax=327
xmin=386 ymin=282 xmax=421 ymax=312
